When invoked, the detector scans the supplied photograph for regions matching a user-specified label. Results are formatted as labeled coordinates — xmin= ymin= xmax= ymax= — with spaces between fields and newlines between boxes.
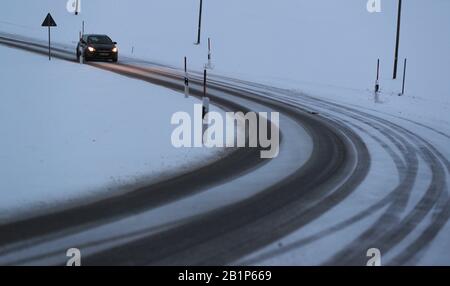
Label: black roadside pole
xmin=41 ymin=13 xmax=57 ymax=61
xmin=195 ymin=0 xmax=203 ymax=45
xmin=393 ymin=0 xmax=403 ymax=79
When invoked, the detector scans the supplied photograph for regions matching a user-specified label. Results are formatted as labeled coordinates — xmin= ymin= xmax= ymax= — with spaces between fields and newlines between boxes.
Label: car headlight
xmin=87 ymin=46 xmax=95 ymax=52
xmin=112 ymin=47 xmax=118 ymax=53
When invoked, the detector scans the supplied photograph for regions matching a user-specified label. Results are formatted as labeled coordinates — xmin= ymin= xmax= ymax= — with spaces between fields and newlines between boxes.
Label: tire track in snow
xmin=0 ymin=34 xmax=365 ymax=266
xmin=245 ymin=85 xmax=449 ymax=265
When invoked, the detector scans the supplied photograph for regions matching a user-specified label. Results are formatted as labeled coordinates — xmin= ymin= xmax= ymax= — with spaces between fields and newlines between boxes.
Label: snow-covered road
xmin=0 ymin=33 xmax=449 ymax=266
xmin=230 ymin=80 xmax=450 ymax=265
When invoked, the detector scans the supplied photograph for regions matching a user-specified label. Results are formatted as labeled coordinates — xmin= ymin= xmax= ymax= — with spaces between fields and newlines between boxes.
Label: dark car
xmin=76 ymin=34 xmax=118 ymax=62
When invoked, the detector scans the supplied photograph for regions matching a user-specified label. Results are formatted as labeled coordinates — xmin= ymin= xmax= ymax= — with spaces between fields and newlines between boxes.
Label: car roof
xmin=85 ymin=34 xmax=110 ymax=37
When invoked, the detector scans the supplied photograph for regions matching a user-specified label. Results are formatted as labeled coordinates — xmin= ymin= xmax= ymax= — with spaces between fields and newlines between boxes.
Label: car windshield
xmin=87 ymin=36 xmax=113 ymax=44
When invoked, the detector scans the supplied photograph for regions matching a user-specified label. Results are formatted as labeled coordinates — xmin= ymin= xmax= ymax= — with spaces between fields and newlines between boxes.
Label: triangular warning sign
xmin=41 ymin=13 xmax=57 ymax=27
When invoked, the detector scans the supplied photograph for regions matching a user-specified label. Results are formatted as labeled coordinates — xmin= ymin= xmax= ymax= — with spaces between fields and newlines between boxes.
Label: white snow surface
xmin=1 ymin=0 xmax=449 ymax=104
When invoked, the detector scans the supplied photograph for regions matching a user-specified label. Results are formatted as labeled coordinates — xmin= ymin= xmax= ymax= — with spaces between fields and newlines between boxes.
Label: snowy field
xmin=0 ymin=45 xmax=227 ymax=222
xmin=1 ymin=0 xmax=449 ymax=103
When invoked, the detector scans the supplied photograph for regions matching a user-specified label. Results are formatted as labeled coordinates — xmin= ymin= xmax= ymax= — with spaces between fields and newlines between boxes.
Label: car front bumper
xmin=86 ymin=50 xmax=118 ymax=60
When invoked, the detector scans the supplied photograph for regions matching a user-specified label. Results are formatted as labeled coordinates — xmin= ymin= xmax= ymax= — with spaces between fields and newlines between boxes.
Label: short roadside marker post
xmin=202 ymin=96 xmax=210 ymax=120
xmin=202 ymin=69 xmax=208 ymax=135
xmin=82 ymin=21 xmax=85 ymax=36
xmin=78 ymin=31 xmax=83 ymax=64
xmin=202 ymin=96 xmax=210 ymax=145
xmin=184 ymin=57 xmax=190 ymax=98
xmin=201 ymin=70 xmax=210 ymax=144
xmin=203 ymin=69 xmax=207 ymax=99
xmin=205 ymin=38 xmax=214 ymax=69
xmin=375 ymin=59 xmax=380 ymax=93
xmin=41 ymin=13 xmax=57 ymax=61
xmin=400 ymin=58 xmax=407 ymax=96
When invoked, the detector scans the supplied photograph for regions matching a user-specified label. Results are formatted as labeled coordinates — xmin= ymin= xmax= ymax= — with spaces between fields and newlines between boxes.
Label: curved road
xmin=0 ymin=33 xmax=448 ymax=266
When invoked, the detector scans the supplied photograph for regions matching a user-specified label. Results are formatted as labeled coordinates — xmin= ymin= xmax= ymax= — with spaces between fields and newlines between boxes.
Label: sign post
xmin=41 ymin=13 xmax=57 ymax=61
